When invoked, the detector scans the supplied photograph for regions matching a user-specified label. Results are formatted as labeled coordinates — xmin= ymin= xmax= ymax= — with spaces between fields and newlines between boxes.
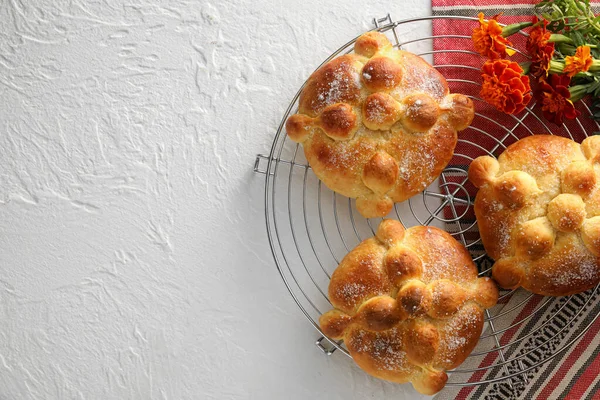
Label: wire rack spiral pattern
xmin=255 ymin=15 xmax=600 ymax=387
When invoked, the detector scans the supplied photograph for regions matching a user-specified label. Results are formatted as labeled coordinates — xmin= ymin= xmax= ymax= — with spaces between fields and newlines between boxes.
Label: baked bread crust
xmin=319 ymin=220 xmax=498 ymax=395
xmin=286 ymin=32 xmax=475 ymax=218
xmin=469 ymin=135 xmax=600 ymax=296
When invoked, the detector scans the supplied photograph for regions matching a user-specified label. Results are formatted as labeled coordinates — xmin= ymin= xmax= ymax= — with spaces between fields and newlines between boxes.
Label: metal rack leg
xmin=316 ymin=336 xmax=337 ymax=356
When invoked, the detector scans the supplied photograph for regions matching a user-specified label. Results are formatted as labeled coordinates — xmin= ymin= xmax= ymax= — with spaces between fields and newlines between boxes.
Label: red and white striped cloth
xmin=431 ymin=1 xmax=600 ymax=399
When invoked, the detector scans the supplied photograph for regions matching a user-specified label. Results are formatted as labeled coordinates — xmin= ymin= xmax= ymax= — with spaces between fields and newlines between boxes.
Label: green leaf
xmin=548 ymin=19 xmax=565 ymax=32
xmin=551 ymin=4 xmax=563 ymax=15
xmin=588 ymin=82 xmax=600 ymax=93
xmin=572 ymin=30 xmax=586 ymax=46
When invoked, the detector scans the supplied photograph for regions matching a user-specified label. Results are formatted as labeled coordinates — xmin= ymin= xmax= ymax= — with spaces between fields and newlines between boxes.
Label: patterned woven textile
xmin=431 ymin=1 xmax=600 ymax=399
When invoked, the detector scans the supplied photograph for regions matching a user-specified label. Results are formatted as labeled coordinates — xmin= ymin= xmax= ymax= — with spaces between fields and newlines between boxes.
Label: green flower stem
xmin=547 ymin=33 xmax=598 ymax=48
xmin=502 ymin=21 xmax=533 ymax=37
xmin=570 ymin=0 xmax=587 ymax=13
xmin=549 ymin=60 xmax=566 ymax=74
xmin=520 ymin=62 xmax=531 ymax=75
xmin=590 ymin=60 xmax=600 ymax=73
xmin=569 ymin=84 xmax=589 ymax=102
xmin=548 ymin=34 xmax=574 ymax=44
xmin=576 ymin=0 xmax=600 ymax=33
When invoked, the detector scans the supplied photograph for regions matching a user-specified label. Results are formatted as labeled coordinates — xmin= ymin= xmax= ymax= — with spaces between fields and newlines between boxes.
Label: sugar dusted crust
xmin=319 ymin=220 xmax=498 ymax=395
xmin=285 ymin=32 xmax=475 ymax=218
xmin=469 ymin=135 xmax=600 ymax=296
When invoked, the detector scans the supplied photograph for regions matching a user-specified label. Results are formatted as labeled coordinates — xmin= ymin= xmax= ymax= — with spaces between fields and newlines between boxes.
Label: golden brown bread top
xmin=469 ymin=135 xmax=600 ymax=296
xmin=286 ymin=32 xmax=475 ymax=218
xmin=319 ymin=220 xmax=498 ymax=395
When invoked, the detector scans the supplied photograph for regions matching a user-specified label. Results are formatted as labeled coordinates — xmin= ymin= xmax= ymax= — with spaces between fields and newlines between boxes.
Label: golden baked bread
xmin=286 ymin=32 xmax=475 ymax=218
xmin=319 ymin=219 xmax=498 ymax=395
xmin=469 ymin=135 xmax=600 ymax=296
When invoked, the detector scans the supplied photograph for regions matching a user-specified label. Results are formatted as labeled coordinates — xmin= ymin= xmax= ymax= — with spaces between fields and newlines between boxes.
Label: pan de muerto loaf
xmin=319 ymin=219 xmax=498 ymax=395
xmin=286 ymin=32 xmax=475 ymax=218
xmin=469 ymin=135 xmax=600 ymax=296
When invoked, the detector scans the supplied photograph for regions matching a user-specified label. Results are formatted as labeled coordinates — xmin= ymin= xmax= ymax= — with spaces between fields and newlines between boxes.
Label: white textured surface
xmin=0 ymin=1 xmax=434 ymax=399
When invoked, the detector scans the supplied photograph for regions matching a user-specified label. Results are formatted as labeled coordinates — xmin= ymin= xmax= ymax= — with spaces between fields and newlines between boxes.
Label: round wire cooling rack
xmin=254 ymin=14 xmax=600 ymax=388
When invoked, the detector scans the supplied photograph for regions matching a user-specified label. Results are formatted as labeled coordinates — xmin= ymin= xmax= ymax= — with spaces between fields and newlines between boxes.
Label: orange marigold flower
xmin=526 ymin=17 xmax=555 ymax=79
xmin=472 ymin=12 xmax=515 ymax=59
xmin=563 ymin=46 xmax=593 ymax=77
xmin=480 ymin=59 xmax=532 ymax=114
xmin=526 ymin=17 xmax=551 ymax=55
xmin=536 ymin=74 xmax=580 ymax=125
xmin=530 ymin=43 xmax=555 ymax=78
